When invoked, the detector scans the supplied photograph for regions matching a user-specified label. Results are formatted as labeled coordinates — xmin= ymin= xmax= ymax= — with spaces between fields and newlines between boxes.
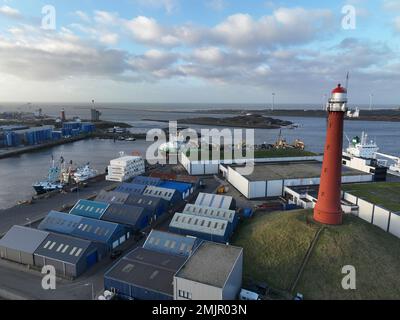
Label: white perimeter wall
xmin=227 ymin=166 xmax=249 ymax=198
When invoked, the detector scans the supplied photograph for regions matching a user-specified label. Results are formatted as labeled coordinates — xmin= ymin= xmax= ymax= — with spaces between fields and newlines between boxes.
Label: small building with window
xmin=160 ymin=181 xmax=194 ymax=200
xmin=124 ymin=194 xmax=168 ymax=219
xmin=104 ymin=247 xmax=187 ymax=300
xmin=169 ymin=212 xmax=230 ymax=243
xmin=33 ymin=233 xmax=102 ymax=279
xmin=95 ymin=190 xmax=130 ymax=205
xmin=195 ymin=193 xmax=235 ymax=210
xmin=143 ymin=185 xmax=180 ymax=205
xmin=101 ymin=203 xmax=151 ymax=231
xmin=114 ymin=183 xmax=146 ymax=195
xmin=174 ymin=241 xmax=243 ymax=300
xmin=143 ymin=230 xmax=202 ymax=257
xmin=132 ymin=176 xmax=162 ymax=186
xmin=38 ymin=211 xmax=130 ymax=252
xmin=69 ymin=199 xmax=109 ymax=219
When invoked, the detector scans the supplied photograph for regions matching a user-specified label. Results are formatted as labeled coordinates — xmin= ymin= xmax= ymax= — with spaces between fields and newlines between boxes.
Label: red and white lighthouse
xmin=313 ymin=83 xmax=348 ymax=225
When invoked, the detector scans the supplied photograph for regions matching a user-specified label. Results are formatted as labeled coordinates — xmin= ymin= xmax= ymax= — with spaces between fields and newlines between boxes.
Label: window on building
xmin=178 ymin=290 xmax=192 ymax=300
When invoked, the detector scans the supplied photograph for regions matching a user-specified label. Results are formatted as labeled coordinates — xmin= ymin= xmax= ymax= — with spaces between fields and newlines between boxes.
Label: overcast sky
xmin=0 ymin=0 xmax=399 ymax=104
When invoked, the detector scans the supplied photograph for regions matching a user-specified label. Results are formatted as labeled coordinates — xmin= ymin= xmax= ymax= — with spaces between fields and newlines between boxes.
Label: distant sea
xmin=0 ymin=102 xmax=399 ymax=209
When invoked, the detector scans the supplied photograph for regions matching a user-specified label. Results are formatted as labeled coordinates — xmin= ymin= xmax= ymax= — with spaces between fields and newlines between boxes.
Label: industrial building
xmin=169 ymin=212 xmax=231 ymax=243
xmin=0 ymin=226 xmax=49 ymax=265
xmin=143 ymin=185 xmax=180 ymax=204
xmin=1 ymin=125 xmax=54 ymax=147
xmin=195 ymin=193 xmax=235 ymax=210
xmin=150 ymin=171 xmax=201 ymax=187
xmin=160 ymin=181 xmax=194 ymax=200
xmin=182 ymin=204 xmax=238 ymax=235
xmin=132 ymin=176 xmax=162 ymax=186
xmin=143 ymin=230 xmax=202 ymax=257
xmin=69 ymin=199 xmax=109 ymax=219
xmin=95 ymin=190 xmax=129 ymax=205
xmin=38 ymin=211 xmax=130 ymax=251
xmin=174 ymin=241 xmax=243 ymax=300
xmin=102 ymin=203 xmax=151 ymax=230
xmin=124 ymin=194 xmax=167 ymax=218
xmin=34 ymin=233 xmax=101 ymax=278
xmin=114 ymin=183 xmax=146 ymax=195
xmin=223 ymin=160 xmax=372 ymax=199
xmin=104 ymin=247 xmax=187 ymax=300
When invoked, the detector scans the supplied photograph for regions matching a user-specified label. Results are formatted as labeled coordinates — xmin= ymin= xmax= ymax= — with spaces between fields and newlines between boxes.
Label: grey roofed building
xmin=143 ymin=230 xmax=202 ymax=257
xmin=102 ymin=203 xmax=150 ymax=230
xmin=182 ymin=204 xmax=236 ymax=224
xmin=124 ymin=194 xmax=167 ymax=218
xmin=0 ymin=226 xmax=49 ymax=265
xmin=104 ymin=247 xmax=187 ymax=300
xmin=95 ymin=190 xmax=129 ymax=204
xmin=169 ymin=212 xmax=230 ymax=243
xmin=175 ymin=241 xmax=243 ymax=289
xmin=195 ymin=193 xmax=235 ymax=210
xmin=142 ymin=185 xmax=179 ymax=203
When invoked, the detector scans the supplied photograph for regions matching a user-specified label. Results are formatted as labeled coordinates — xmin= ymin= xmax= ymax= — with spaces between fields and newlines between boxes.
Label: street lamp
xmin=84 ymin=283 xmax=95 ymax=300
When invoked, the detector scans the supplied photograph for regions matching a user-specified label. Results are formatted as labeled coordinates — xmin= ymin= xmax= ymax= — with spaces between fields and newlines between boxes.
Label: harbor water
xmin=0 ymin=107 xmax=399 ymax=209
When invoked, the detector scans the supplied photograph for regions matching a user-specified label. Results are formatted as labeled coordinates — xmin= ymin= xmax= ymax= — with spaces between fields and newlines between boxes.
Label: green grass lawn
xmin=233 ymin=209 xmax=400 ymax=299
xmin=342 ymin=182 xmax=400 ymax=212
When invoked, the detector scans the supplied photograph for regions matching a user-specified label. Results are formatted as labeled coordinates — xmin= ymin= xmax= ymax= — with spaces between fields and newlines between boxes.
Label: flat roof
xmin=176 ymin=241 xmax=242 ymax=288
xmin=105 ymin=247 xmax=186 ymax=297
xmin=0 ymin=226 xmax=49 ymax=254
xmin=231 ymin=160 xmax=369 ymax=181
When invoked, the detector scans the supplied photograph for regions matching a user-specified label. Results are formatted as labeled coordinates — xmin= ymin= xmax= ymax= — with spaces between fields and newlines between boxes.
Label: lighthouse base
xmin=313 ymin=207 xmax=342 ymax=225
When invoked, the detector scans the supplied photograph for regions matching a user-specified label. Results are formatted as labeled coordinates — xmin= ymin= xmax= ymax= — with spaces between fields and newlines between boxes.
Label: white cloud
xmin=0 ymin=5 xmax=21 ymax=18
xmin=394 ymin=16 xmax=400 ymax=32
xmin=383 ymin=0 xmax=400 ymax=12
xmin=125 ymin=16 xmax=180 ymax=47
xmin=75 ymin=10 xmax=90 ymax=23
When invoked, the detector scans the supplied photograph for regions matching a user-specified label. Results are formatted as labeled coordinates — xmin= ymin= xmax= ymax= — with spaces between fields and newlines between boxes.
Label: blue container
xmin=243 ymin=208 xmax=253 ymax=218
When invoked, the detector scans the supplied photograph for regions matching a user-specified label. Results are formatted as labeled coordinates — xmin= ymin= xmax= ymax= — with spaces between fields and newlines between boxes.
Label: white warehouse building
xmin=222 ymin=160 xmax=373 ymax=199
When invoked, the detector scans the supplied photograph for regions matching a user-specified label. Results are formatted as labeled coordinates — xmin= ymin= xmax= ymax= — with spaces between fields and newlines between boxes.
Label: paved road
xmin=0 ymin=180 xmax=115 ymax=236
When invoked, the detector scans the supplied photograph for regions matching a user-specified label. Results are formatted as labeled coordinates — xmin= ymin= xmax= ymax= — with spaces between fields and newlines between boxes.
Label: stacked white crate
xmin=106 ymin=156 xmax=145 ymax=182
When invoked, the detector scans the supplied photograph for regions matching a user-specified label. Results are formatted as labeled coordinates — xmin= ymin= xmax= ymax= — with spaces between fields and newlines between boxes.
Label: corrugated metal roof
xmin=132 ymin=176 xmax=162 ymax=186
xmin=102 ymin=203 xmax=148 ymax=227
xmin=124 ymin=194 xmax=166 ymax=210
xmin=105 ymin=247 xmax=186 ymax=297
xmin=143 ymin=186 xmax=176 ymax=201
xmin=175 ymin=241 xmax=243 ymax=288
xmin=143 ymin=230 xmax=201 ymax=257
xmin=114 ymin=183 xmax=146 ymax=195
xmin=95 ymin=190 xmax=129 ymax=204
xmin=34 ymin=233 xmax=94 ymax=264
xmin=39 ymin=211 xmax=123 ymax=244
xmin=182 ymin=204 xmax=236 ymax=223
xmin=72 ymin=217 xmax=122 ymax=244
xmin=69 ymin=199 xmax=109 ymax=219
xmin=160 ymin=181 xmax=192 ymax=194
xmin=39 ymin=211 xmax=82 ymax=234
xmin=0 ymin=226 xmax=49 ymax=254
xmin=195 ymin=193 xmax=233 ymax=209
xmin=169 ymin=212 xmax=228 ymax=237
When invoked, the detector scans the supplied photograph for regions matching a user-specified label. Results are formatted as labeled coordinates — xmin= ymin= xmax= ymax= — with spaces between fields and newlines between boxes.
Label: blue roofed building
xmin=95 ymin=190 xmax=129 ymax=205
xmin=102 ymin=203 xmax=151 ymax=231
xmin=124 ymin=194 xmax=168 ymax=219
xmin=114 ymin=183 xmax=146 ymax=195
xmin=132 ymin=176 xmax=162 ymax=186
xmin=160 ymin=181 xmax=194 ymax=200
xmin=143 ymin=230 xmax=202 ymax=257
xmin=69 ymin=199 xmax=109 ymax=219
xmin=38 ymin=211 xmax=130 ymax=252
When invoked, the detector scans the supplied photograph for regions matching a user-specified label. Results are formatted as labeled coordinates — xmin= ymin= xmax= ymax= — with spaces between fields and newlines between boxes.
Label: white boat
xmin=342 ymin=132 xmax=387 ymax=181
xmin=73 ymin=164 xmax=98 ymax=183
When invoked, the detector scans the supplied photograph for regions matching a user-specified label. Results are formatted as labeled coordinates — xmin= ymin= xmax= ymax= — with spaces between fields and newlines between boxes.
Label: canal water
xmin=0 ymin=110 xmax=399 ymax=209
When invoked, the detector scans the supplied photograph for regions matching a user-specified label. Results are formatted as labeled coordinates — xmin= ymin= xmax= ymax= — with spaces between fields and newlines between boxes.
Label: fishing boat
xmin=32 ymin=158 xmax=64 ymax=195
xmin=73 ymin=163 xmax=98 ymax=183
